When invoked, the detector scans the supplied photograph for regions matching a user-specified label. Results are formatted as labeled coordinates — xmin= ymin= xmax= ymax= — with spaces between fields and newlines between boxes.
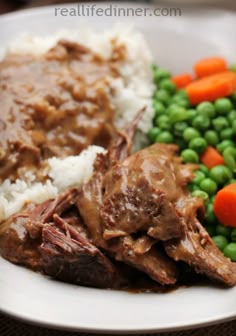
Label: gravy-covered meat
xmin=0 ymin=40 xmax=119 ymax=179
xmin=0 ymin=189 xmax=127 ymax=289
xmin=165 ymin=217 xmax=236 ymax=287
xmin=101 ymin=144 xmax=196 ymax=241
xmin=77 ymin=122 xmax=180 ymax=285
xmin=40 ymin=215 xmax=127 ymax=289
xmin=0 ymin=189 xmax=78 ymax=270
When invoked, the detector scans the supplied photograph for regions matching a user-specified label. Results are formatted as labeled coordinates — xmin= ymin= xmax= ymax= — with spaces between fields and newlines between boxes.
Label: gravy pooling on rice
xmin=0 ymin=40 xmax=125 ymax=180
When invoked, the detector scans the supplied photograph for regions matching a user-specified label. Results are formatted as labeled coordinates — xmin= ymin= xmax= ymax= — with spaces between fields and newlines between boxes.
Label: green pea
xmin=169 ymin=106 xmax=189 ymax=123
xmin=204 ymin=130 xmax=219 ymax=146
xmin=181 ymin=149 xmax=199 ymax=163
xmin=153 ymin=101 xmax=166 ymax=116
xmin=187 ymin=109 xmax=198 ymax=120
xmin=175 ymin=89 xmax=188 ymax=99
xmin=197 ymin=102 xmax=215 ymax=118
xmin=231 ymin=229 xmax=236 ymax=242
xmin=192 ymin=115 xmax=210 ymax=130
xmin=189 ymin=137 xmax=208 ymax=154
xmin=205 ymin=225 xmax=216 ymax=236
xmin=156 ymin=131 xmax=174 ymax=144
xmin=232 ymin=120 xmax=236 ymax=134
xmin=193 ymin=170 xmax=206 ymax=185
xmin=192 ymin=190 xmax=209 ymax=205
xmin=159 ymin=78 xmax=176 ymax=94
xmin=188 ymin=184 xmax=199 ymax=192
xmin=209 ymin=165 xmax=233 ymax=185
xmin=183 ymin=127 xmax=201 ymax=142
xmin=212 ymin=236 xmax=228 ymax=252
xmin=167 ymin=104 xmax=180 ymax=114
xmin=155 ymin=115 xmax=169 ymax=127
xmin=224 ymin=243 xmax=236 ymax=261
xmin=223 ymin=147 xmax=236 ymax=172
xmin=212 ymin=117 xmax=229 ymax=132
xmin=147 ymin=127 xmax=161 ymax=142
xmin=160 ymin=123 xmax=171 ymax=131
xmin=227 ymin=110 xmax=236 ymax=124
xmin=220 ymin=128 xmax=234 ymax=140
xmin=199 ymin=178 xmax=217 ymax=196
xmin=174 ymin=122 xmax=188 ymax=137
xmin=205 ymin=203 xmax=217 ymax=225
xmin=199 ymin=164 xmax=209 ymax=176
xmin=215 ymin=98 xmax=233 ymax=115
xmin=217 ymin=140 xmax=235 ymax=153
xmin=155 ymin=89 xmax=171 ymax=106
xmin=216 ymin=224 xmax=232 ymax=238
xmin=171 ymin=96 xmax=190 ymax=108
xmin=153 ymin=69 xmax=171 ymax=84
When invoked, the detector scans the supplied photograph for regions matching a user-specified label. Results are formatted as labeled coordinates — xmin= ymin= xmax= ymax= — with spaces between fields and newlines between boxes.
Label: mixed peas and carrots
xmin=148 ymin=57 xmax=236 ymax=262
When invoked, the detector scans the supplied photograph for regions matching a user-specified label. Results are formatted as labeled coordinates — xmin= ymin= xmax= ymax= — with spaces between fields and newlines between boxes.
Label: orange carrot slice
xmin=194 ymin=57 xmax=227 ymax=78
xmin=200 ymin=146 xmax=225 ymax=169
xmin=172 ymin=73 xmax=193 ymax=89
xmin=214 ymin=184 xmax=236 ymax=228
xmin=186 ymin=71 xmax=236 ymax=105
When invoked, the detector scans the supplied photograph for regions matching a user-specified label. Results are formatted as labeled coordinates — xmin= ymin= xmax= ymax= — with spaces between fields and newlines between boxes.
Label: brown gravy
xmin=0 ymin=40 xmax=122 ymax=180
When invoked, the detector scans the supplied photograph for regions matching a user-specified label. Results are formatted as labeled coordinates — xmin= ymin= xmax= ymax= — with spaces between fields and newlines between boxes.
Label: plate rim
xmin=0 ymin=2 xmax=236 ymax=333
xmin=0 ymin=299 xmax=235 ymax=334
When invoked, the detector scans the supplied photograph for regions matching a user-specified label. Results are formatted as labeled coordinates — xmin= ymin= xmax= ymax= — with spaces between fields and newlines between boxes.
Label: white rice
xmin=0 ymin=25 xmax=155 ymax=223
xmin=48 ymin=146 xmax=106 ymax=191
xmin=0 ymin=146 xmax=106 ymax=223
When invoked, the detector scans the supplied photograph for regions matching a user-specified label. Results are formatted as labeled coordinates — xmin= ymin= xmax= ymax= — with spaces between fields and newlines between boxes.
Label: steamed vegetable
xmin=186 ymin=71 xmax=236 ymax=105
xmin=200 ymin=147 xmax=225 ymax=169
xmin=172 ymin=73 xmax=193 ymax=89
xmin=149 ymin=59 xmax=236 ymax=261
xmin=214 ymin=184 xmax=236 ymax=228
xmin=194 ymin=57 xmax=227 ymax=78
xmin=224 ymin=243 xmax=236 ymax=261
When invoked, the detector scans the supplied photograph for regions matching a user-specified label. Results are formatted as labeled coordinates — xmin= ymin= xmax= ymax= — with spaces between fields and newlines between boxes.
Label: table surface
xmin=0 ymin=1 xmax=236 ymax=335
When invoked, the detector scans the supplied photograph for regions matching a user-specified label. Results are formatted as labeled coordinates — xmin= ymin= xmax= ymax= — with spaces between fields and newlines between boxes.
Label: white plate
xmin=0 ymin=2 xmax=236 ymax=333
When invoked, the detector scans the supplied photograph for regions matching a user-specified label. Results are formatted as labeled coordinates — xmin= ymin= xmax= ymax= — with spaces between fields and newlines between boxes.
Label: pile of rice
xmin=0 ymin=146 xmax=106 ymax=222
xmin=0 ymin=25 xmax=155 ymax=224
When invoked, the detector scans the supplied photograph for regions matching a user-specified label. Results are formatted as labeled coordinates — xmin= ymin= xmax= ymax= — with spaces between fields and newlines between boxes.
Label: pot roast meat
xmin=101 ymin=144 xmax=193 ymax=241
xmin=165 ymin=217 xmax=236 ymax=287
xmin=0 ymin=189 xmax=129 ymax=288
xmin=0 ymin=40 xmax=120 ymax=180
xmin=26 ymin=189 xmax=79 ymax=239
xmin=0 ymin=189 xmax=79 ymax=270
xmin=0 ymin=211 xmax=42 ymax=270
xmin=77 ymin=136 xmax=180 ymax=285
xmin=78 ymin=173 xmax=179 ymax=285
xmin=40 ymin=215 xmax=127 ymax=289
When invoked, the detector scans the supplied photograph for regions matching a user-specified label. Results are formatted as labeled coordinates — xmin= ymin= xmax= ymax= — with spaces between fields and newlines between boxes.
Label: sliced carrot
xmin=194 ymin=57 xmax=227 ymax=78
xmin=186 ymin=71 xmax=236 ymax=105
xmin=200 ymin=146 xmax=225 ymax=169
xmin=214 ymin=184 xmax=236 ymax=228
xmin=172 ymin=73 xmax=193 ymax=89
